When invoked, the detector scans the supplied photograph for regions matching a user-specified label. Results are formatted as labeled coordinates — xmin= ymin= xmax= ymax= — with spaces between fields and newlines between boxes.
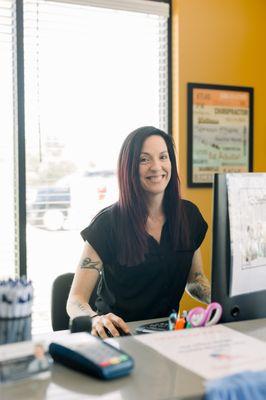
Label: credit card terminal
xmin=49 ymin=332 xmax=134 ymax=380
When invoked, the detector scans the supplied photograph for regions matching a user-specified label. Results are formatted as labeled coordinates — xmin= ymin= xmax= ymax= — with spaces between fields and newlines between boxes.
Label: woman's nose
xmin=149 ymin=158 xmax=161 ymax=170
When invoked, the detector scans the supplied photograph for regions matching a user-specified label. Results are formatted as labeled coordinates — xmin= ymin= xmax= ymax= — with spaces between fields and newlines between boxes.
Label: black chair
xmin=51 ymin=272 xmax=98 ymax=331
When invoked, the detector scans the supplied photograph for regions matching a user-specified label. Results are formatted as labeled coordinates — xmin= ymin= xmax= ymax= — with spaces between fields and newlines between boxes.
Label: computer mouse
xmin=117 ymin=327 xmax=132 ymax=337
xmin=104 ymin=327 xmax=132 ymax=337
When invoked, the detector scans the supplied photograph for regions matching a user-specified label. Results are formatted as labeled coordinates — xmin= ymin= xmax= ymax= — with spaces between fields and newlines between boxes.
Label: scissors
xmin=187 ymin=302 xmax=222 ymax=328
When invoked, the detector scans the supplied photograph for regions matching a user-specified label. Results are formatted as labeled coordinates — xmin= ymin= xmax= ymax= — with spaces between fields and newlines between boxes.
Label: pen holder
xmin=0 ymin=315 xmax=32 ymax=345
xmin=0 ymin=277 xmax=34 ymax=344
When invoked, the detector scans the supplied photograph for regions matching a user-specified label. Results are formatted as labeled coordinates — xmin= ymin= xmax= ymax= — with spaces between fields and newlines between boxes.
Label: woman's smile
xmin=146 ymin=174 xmax=167 ymax=183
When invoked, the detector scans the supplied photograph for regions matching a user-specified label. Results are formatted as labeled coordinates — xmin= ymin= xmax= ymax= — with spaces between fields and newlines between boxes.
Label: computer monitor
xmin=211 ymin=173 xmax=266 ymax=323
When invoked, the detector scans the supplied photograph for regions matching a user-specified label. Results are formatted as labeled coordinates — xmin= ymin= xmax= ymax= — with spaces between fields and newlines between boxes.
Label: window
xmin=1 ymin=0 xmax=170 ymax=333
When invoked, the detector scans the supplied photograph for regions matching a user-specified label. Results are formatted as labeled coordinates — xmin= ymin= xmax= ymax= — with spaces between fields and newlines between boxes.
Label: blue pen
xmin=168 ymin=309 xmax=177 ymax=331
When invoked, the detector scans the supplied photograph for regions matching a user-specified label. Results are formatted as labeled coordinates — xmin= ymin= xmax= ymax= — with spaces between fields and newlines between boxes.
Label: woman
xmin=67 ymin=126 xmax=210 ymax=338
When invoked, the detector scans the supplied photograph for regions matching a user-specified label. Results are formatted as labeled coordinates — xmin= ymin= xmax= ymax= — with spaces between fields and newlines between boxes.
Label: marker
xmin=174 ymin=316 xmax=186 ymax=330
xmin=168 ymin=309 xmax=177 ymax=331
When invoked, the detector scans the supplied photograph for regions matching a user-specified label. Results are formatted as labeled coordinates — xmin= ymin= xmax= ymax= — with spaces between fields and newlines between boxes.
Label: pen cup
xmin=0 ymin=277 xmax=34 ymax=344
xmin=0 ymin=315 xmax=32 ymax=345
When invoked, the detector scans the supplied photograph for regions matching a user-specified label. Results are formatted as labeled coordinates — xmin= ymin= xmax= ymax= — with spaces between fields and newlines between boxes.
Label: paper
xmin=226 ymin=173 xmax=266 ymax=296
xmin=135 ymin=325 xmax=266 ymax=380
xmin=0 ymin=340 xmax=52 ymax=383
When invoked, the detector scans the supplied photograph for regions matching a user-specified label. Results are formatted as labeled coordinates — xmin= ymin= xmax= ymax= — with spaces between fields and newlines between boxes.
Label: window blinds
xmin=48 ymin=0 xmax=169 ymax=17
xmin=23 ymin=0 xmax=169 ymax=154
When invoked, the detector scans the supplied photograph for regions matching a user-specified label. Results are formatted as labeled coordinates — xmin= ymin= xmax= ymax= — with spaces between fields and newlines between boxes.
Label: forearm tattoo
xmin=186 ymin=271 xmax=211 ymax=304
xmin=80 ymin=257 xmax=102 ymax=274
xmin=72 ymin=299 xmax=89 ymax=312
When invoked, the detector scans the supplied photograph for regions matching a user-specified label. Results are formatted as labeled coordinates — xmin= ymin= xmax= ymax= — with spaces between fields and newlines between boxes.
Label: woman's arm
xmin=67 ymin=241 xmax=130 ymax=338
xmin=186 ymin=248 xmax=211 ymax=304
xmin=67 ymin=241 xmax=102 ymax=319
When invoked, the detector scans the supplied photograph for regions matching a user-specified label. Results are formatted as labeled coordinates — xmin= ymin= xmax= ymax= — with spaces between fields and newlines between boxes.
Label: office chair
xmin=51 ymin=272 xmax=98 ymax=331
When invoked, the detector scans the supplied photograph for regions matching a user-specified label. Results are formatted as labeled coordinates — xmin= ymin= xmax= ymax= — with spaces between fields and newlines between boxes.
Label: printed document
xmin=226 ymin=173 xmax=266 ymax=296
xmin=136 ymin=325 xmax=266 ymax=380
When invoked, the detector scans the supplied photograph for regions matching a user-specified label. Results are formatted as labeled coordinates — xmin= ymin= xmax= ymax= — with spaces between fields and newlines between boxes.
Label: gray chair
xmin=51 ymin=272 xmax=98 ymax=331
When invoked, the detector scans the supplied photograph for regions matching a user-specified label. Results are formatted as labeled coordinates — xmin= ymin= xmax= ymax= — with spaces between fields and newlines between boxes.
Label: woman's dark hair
xmin=115 ymin=126 xmax=188 ymax=266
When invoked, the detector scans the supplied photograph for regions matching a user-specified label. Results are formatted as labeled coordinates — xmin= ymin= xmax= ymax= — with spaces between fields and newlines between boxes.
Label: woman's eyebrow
xmin=140 ymin=150 xmax=168 ymax=156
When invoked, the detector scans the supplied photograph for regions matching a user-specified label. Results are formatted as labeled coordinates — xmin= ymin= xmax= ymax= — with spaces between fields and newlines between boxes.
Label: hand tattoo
xmin=186 ymin=271 xmax=211 ymax=304
xmin=80 ymin=257 xmax=102 ymax=273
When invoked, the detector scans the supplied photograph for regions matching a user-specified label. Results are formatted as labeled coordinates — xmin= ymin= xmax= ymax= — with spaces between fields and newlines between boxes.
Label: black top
xmin=81 ymin=200 xmax=207 ymax=322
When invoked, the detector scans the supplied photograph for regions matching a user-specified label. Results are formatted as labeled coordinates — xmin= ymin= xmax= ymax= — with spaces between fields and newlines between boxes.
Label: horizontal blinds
xmin=24 ymin=0 xmax=168 ymax=148
xmin=158 ymin=16 xmax=168 ymax=131
xmin=0 ymin=0 xmax=13 ymax=38
xmin=47 ymin=0 xmax=169 ymax=17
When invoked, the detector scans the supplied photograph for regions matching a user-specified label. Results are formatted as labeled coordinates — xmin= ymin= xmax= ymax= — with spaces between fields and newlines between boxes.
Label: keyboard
xmin=135 ymin=320 xmax=169 ymax=334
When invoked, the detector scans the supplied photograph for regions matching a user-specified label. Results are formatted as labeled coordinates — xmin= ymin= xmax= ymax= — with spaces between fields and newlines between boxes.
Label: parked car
xmin=27 ymin=170 xmax=118 ymax=230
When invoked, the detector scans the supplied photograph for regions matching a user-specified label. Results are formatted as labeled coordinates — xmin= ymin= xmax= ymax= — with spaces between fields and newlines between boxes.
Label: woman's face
xmin=139 ymin=135 xmax=171 ymax=196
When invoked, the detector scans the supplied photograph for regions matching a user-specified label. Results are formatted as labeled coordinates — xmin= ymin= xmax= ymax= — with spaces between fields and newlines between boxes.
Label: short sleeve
xmin=80 ymin=207 xmax=114 ymax=264
xmin=183 ymin=200 xmax=208 ymax=251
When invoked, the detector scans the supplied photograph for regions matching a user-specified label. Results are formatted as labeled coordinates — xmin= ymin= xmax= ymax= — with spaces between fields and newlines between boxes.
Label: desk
xmin=1 ymin=318 xmax=266 ymax=400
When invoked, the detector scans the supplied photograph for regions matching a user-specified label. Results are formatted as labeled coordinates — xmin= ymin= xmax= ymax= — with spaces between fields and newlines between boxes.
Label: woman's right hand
xmin=91 ymin=313 xmax=130 ymax=338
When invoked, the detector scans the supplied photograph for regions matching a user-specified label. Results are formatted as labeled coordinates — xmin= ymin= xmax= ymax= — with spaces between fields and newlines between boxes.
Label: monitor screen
xmin=211 ymin=173 xmax=266 ymax=323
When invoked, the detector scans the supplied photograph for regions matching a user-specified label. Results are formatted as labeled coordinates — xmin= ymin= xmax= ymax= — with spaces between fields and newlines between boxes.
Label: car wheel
xmin=42 ymin=209 xmax=65 ymax=231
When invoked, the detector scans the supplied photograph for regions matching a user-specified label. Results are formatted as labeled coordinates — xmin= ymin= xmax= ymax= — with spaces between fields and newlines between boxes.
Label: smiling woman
xmin=67 ymin=126 xmax=211 ymax=339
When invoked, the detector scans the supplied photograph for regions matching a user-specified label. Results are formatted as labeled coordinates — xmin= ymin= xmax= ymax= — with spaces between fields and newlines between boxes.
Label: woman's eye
xmin=161 ymin=154 xmax=168 ymax=160
xmin=140 ymin=157 xmax=149 ymax=163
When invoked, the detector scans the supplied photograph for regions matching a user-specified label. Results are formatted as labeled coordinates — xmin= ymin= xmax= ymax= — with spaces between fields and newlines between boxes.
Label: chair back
xmin=51 ymin=272 xmax=98 ymax=331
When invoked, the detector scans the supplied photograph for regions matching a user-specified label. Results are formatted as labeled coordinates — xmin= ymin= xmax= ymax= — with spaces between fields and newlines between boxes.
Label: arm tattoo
xmin=73 ymin=299 xmax=89 ymax=312
xmin=186 ymin=271 xmax=211 ymax=304
xmin=193 ymin=272 xmax=204 ymax=279
xmin=80 ymin=257 xmax=102 ymax=273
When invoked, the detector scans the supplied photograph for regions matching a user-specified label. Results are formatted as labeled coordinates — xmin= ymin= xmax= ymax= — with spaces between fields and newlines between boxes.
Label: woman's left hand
xmin=91 ymin=313 xmax=130 ymax=338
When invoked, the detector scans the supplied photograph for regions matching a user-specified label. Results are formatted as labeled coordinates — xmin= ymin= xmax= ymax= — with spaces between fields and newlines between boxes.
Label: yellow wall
xmin=172 ymin=0 xmax=266 ymax=311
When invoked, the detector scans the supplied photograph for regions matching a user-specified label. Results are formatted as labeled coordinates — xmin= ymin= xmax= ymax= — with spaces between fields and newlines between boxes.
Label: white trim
xmin=46 ymin=0 xmax=169 ymax=18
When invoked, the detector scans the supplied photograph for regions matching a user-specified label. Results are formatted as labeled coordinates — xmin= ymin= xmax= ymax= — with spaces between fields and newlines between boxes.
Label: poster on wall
xmin=187 ymin=83 xmax=253 ymax=187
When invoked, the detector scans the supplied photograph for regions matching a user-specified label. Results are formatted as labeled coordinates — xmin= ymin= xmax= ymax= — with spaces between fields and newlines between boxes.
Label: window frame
xmin=16 ymin=0 xmax=27 ymax=276
xmin=16 ymin=0 xmax=172 ymax=277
